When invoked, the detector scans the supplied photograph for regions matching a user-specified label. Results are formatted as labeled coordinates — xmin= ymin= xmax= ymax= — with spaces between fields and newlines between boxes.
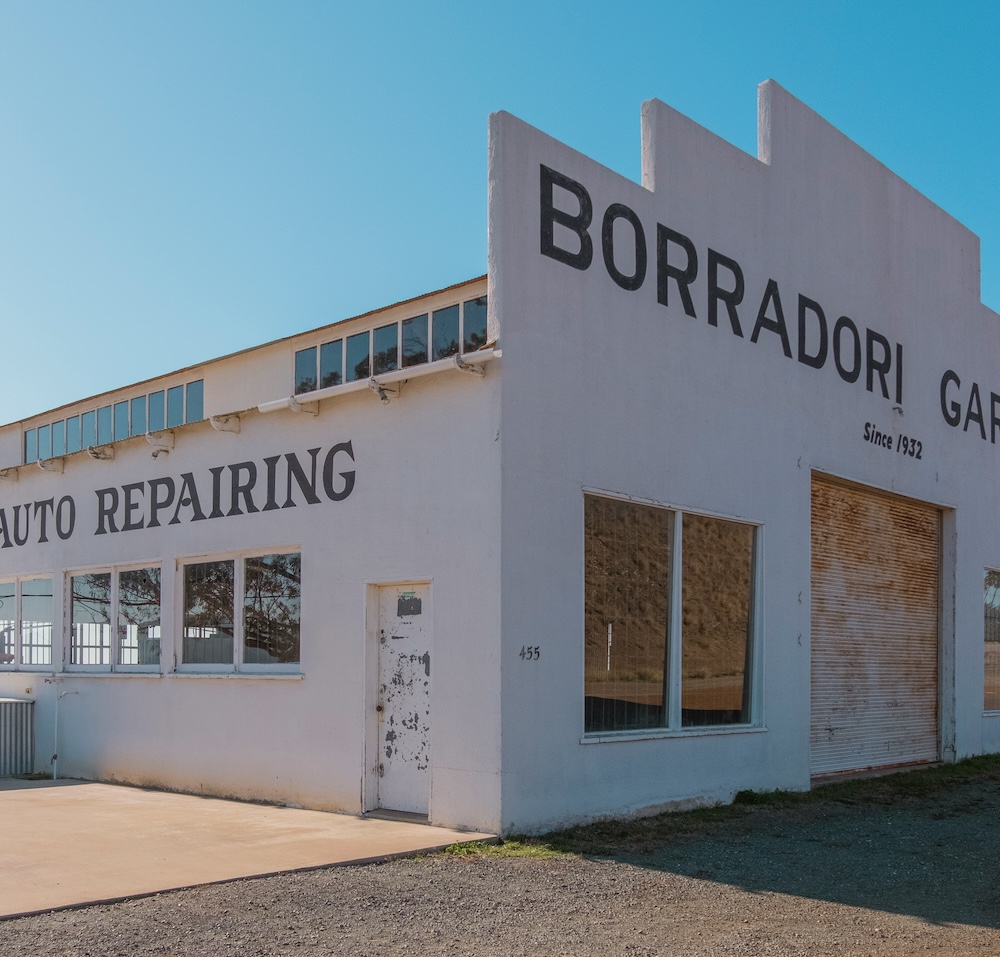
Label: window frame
xmin=984 ymin=568 xmax=1000 ymax=713
xmin=581 ymin=490 xmax=763 ymax=739
xmin=292 ymin=295 xmax=488 ymax=396
xmin=65 ymin=562 xmax=162 ymax=674
xmin=176 ymin=547 xmax=302 ymax=675
xmin=0 ymin=574 xmax=56 ymax=672
xmin=21 ymin=379 xmax=204 ymax=463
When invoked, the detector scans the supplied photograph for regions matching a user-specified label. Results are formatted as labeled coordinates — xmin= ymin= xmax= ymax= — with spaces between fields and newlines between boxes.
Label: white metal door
xmin=810 ymin=477 xmax=940 ymax=775
xmin=376 ymin=583 xmax=431 ymax=814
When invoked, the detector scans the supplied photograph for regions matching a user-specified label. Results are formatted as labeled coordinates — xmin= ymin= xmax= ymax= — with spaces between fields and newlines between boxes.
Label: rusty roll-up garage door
xmin=810 ymin=476 xmax=940 ymax=775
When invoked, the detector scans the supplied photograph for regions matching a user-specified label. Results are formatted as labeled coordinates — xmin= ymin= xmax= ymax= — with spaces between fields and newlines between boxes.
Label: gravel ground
xmin=2 ymin=774 xmax=999 ymax=957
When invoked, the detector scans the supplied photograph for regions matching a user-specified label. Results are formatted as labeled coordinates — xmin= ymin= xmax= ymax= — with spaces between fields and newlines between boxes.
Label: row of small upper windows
xmin=294 ymin=296 xmax=488 ymax=395
xmin=23 ymin=380 xmax=204 ymax=464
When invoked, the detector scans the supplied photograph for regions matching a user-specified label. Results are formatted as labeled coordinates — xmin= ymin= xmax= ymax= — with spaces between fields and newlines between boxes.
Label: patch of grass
xmin=443 ymin=839 xmax=563 ymax=859
xmin=444 ymin=755 xmax=1000 ymax=860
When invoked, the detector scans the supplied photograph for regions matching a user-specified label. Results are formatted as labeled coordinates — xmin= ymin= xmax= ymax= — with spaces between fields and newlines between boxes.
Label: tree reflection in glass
xmin=244 ymin=553 xmax=301 ymax=664
xmin=183 ymin=560 xmax=235 ymax=664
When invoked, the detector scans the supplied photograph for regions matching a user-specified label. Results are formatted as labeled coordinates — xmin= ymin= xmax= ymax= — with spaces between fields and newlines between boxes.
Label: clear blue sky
xmin=2 ymin=1 xmax=998 ymax=424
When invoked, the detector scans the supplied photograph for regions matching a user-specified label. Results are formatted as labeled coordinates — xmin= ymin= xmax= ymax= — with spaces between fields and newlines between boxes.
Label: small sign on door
xmin=398 ymin=592 xmax=422 ymax=616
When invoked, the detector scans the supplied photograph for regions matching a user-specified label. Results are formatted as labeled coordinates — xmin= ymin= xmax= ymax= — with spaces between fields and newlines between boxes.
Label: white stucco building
xmin=2 ymin=81 xmax=1000 ymax=834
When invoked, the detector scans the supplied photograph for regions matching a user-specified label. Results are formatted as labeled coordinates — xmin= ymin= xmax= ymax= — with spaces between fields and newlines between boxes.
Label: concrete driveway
xmin=0 ymin=777 xmax=493 ymax=919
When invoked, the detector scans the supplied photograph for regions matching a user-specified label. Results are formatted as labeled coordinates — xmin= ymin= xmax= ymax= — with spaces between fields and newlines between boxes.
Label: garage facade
xmin=2 ymin=81 xmax=1000 ymax=833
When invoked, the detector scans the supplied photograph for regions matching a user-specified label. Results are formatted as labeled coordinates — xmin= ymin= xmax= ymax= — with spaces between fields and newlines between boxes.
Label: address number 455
xmin=519 ymin=645 xmax=540 ymax=661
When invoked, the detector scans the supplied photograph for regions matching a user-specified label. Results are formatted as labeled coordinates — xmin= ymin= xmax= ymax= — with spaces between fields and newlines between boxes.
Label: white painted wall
xmin=0 ymin=282 xmax=502 ymax=833
xmin=491 ymin=81 xmax=1000 ymax=832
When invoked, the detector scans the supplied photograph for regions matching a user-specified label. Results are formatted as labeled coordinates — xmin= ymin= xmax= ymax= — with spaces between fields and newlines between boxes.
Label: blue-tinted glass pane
xmin=81 ymin=411 xmax=96 ymax=448
xmin=320 ymin=340 xmax=342 ymax=388
xmin=114 ymin=401 xmax=129 ymax=441
xmin=432 ymin=305 xmax=460 ymax=360
xmin=402 ymin=314 xmax=428 ymax=367
xmin=24 ymin=429 xmax=37 ymax=463
xmin=66 ymin=417 xmax=81 ymax=454
xmin=463 ymin=296 xmax=488 ymax=352
xmin=186 ymin=380 xmax=204 ymax=422
xmin=372 ymin=323 xmax=398 ymax=375
xmin=97 ymin=406 xmax=112 ymax=445
xmin=130 ymin=396 xmax=146 ymax=436
xmin=166 ymin=386 xmax=184 ymax=427
xmin=37 ymin=425 xmax=51 ymax=460
xmin=51 ymin=420 xmax=66 ymax=457
xmin=295 ymin=348 xmax=317 ymax=394
xmin=148 ymin=392 xmax=165 ymax=432
xmin=346 ymin=332 xmax=370 ymax=382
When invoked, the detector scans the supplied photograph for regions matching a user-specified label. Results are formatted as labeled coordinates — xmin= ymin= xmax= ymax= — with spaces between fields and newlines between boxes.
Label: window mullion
xmin=234 ymin=558 xmax=245 ymax=671
xmin=667 ymin=511 xmax=684 ymax=729
xmin=15 ymin=581 xmax=22 ymax=667
xmin=110 ymin=570 xmax=120 ymax=671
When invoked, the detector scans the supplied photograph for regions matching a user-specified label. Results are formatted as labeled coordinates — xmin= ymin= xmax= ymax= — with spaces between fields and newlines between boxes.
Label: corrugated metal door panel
xmin=810 ymin=478 xmax=939 ymax=775
xmin=0 ymin=699 xmax=35 ymax=776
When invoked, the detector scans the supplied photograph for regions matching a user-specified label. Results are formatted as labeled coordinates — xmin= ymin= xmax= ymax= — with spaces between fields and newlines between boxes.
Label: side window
xmin=0 ymin=577 xmax=54 ymax=669
xmin=985 ymin=570 xmax=1000 ymax=711
xmin=181 ymin=551 xmax=301 ymax=672
xmin=584 ymin=493 xmax=756 ymax=734
xmin=291 ymin=294 xmax=488 ymax=394
xmin=68 ymin=566 xmax=161 ymax=671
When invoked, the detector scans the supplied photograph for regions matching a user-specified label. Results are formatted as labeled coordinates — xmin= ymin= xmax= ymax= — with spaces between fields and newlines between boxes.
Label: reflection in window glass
xmin=985 ymin=571 xmax=1000 ymax=710
xmin=432 ymin=305 xmax=460 ymax=360
xmin=114 ymin=401 xmax=130 ymax=441
xmin=130 ymin=396 xmax=146 ymax=436
xmin=186 ymin=380 xmax=204 ymax=422
xmin=320 ymin=340 xmax=342 ymax=388
xmin=183 ymin=560 xmax=235 ymax=665
xmin=37 ymin=424 xmax=51 ymax=461
xmin=97 ymin=406 xmax=113 ymax=445
xmin=583 ymin=495 xmax=756 ymax=734
xmin=244 ymin=553 xmax=301 ymax=664
xmin=463 ymin=296 xmax=488 ymax=352
xmin=372 ymin=323 xmax=398 ymax=375
xmin=346 ymin=331 xmax=370 ymax=382
xmin=52 ymin=420 xmax=66 ymax=457
xmin=402 ymin=314 xmax=428 ymax=367
xmin=295 ymin=347 xmax=317 ymax=395
xmin=66 ymin=417 xmax=81 ymax=454
xmin=81 ymin=411 xmax=96 ymax=449
xmin=0 ymin=581 xmax=15 ymax=665
xmin=148 ymin=392 xmax=165 ymax=432
xmin=166 ymin=386 xmax=184 ymax=428
xmin=21 ymin=578 xmax=53 ymax=666
xmin=71 ymin=573 xmax=112 ymax=666
xmin=584 ymin=495 xmax=673 ymax=733
xmin=23 ymin=429 xmax=37 ymax=464
xmin=681 ymin=513 xmax=754 ymax=727
xmin=119 ymin=567 xmax=161 ymax=667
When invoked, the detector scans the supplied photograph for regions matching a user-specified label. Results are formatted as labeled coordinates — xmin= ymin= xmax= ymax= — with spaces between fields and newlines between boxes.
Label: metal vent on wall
xmin=0 ymin=698 xmax=35 ymax=776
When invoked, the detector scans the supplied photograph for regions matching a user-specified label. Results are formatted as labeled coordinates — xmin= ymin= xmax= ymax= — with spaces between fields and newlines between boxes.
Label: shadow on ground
xmin=538 ymin=762 xmax=1000 ymax=930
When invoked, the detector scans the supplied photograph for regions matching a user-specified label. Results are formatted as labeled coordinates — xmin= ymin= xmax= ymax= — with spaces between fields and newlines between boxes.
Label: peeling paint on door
xmin=376 ymin=583 xmax=431 ymax=814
